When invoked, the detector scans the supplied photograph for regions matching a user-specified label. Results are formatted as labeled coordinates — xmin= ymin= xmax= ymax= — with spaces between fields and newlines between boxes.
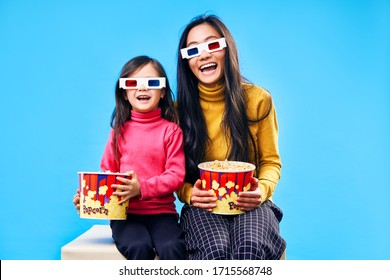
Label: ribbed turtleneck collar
xmin=198 ymin=82 xmax=225 ymax=102
xmin=131 ymin=108 xmax=161 ymax=123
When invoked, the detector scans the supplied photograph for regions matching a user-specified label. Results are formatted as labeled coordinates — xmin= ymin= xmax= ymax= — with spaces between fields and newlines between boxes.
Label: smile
xmin=200 ymin=62 xmax=217 ymax=72
xmin=137 ymin=95 xmax=151 ymax=101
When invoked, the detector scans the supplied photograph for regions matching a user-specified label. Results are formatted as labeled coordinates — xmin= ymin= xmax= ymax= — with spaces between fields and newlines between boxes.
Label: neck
xmin=198 ymin=81 xmax=225 ymax=102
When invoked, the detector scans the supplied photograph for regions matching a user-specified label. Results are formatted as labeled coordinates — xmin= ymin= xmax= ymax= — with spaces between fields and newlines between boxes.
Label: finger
xmin=236 ymin=200 xmax=259 ymax=207
xmin=73 ymin=198 xmax=80 ymax=206
xmin=113 ymin=191 xmax=129 ymax=197
xmin=193 ymin=190 xmax=215 ymax=197
xmin=237 ymin=201 xmax=259 ymax=209
xmin=112 ymin=184 xmax=127 ymax=191
xmin=192 ymin=196 xmax=217 ymax=203
xmin=249 ymin=177 xmax=259 ymax=190
xmin=193 ymin=179 xmax=202 ymax=189
xmin=237 ymin=192 xmax=261 ymax=198
xmin=192 ymin=202 xmax=217 ymax=211
xmin=236 ymin=197 xmax=261 ymax=207
xmin=118 ymin=199 xmax=126 ymax=204
xmin=116 ymin=176 xmax=131 ymax=184
xmin=118 ymin=194 xmax=134 ymax=204
xmin=192 ymin=186 xmax=215 ymax=197
xmin=236 ymin=197 xmax=261 ymax=205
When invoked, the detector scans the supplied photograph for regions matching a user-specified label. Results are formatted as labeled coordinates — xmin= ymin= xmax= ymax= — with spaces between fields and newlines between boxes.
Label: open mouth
xmin=137 ymin=95 xmax=151 ymax=101
xmin=200 ymin=62 xmax=217 ymax=72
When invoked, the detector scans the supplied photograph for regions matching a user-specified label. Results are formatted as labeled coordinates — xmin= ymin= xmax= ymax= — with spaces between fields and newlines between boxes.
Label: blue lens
xmin=148 ymin=79 xmax=160 ymax=87
xmin=187 ymin=47 xmax=199 ymax=56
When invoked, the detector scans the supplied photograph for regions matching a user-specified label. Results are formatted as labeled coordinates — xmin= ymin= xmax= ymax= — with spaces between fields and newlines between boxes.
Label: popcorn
xmin=200 ymin=160 xmax=254 ymax=171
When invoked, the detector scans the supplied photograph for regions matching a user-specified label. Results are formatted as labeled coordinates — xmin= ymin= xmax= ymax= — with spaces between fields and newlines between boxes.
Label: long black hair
xmin=177 ymin=14 xmax=271 ymax=183
xmin=111 ymin=55 xmax=177 ymax=161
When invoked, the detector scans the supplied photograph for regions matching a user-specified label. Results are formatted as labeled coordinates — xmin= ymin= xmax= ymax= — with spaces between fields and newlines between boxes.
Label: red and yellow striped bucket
xmin=78 ymin=172 xmax=130 ymax=220
xmin=198 ymin=161 xmax=255 ymax=215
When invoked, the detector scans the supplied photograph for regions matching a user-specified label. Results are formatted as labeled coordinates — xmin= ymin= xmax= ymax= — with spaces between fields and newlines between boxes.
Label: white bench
xmin=61 ymin=225 xmax=125 ymax=260
xmin=61 ymin=224 xmax=285 ymax=260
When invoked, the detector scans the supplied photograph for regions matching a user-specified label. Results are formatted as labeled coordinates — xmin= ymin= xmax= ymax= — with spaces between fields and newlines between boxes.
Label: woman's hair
xmin=177 ymin=14 xmax=271 ymax=183
xmin=111 ymin=55 xmax=177 ymax=160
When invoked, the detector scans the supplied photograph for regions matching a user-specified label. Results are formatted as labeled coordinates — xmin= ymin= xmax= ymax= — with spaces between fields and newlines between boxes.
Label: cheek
xmin=216 ymin=51 xmax=226 ymax=67
xmin=188 ymin=59 xmax=198 ymax=73
xmin=125 ymin=90 xmax=134 ymax=100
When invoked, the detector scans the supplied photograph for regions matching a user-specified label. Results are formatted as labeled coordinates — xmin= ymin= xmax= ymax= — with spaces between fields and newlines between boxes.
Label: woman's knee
xmin=232 ymin=239 xmax=266 ymax=259
xmin=188 ymin=241 xmax=230 ymax=260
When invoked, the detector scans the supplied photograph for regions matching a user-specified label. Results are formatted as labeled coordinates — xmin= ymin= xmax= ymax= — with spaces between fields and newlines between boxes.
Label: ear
xmin=160 ymin=89 xmax=165 ymax=99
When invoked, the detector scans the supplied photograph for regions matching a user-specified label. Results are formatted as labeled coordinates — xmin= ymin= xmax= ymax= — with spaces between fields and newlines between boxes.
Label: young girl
xmin=175 ymin=14 xmax=286 ymax=260
xmin=74 ymin=55 xmax=186 ymax=260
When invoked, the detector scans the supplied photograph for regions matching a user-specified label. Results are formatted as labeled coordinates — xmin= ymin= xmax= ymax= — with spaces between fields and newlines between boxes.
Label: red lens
xmin=208 ymin=41 xmax=220 ymax=50
xmin=125 ymin=79 xmax=137 ymax=87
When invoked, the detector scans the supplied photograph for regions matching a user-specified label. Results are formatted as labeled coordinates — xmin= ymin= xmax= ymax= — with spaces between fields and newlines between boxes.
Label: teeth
xmin=200 ymin=63 xmax=216 ymax=70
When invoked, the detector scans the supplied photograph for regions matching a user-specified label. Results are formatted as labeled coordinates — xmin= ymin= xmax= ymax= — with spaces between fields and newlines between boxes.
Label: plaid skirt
xmin=180 ymin=200 xmax=286 ymax=260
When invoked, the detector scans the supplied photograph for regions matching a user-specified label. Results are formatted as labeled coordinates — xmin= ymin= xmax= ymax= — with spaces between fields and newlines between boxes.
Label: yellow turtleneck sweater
xmin=176 ymin=82 xmax=282 ymax=205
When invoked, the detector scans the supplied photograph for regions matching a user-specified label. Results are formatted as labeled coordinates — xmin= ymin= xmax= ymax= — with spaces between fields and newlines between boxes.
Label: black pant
xmin=110 ymin=213 xmax=186 ymax=260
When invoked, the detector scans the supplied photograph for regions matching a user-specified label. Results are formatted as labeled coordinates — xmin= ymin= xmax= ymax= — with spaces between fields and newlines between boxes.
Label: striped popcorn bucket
xmin=78 ymin=172 xmax=130 ymax=220
xmin=198 ymin=161 xmax=255 ymax=215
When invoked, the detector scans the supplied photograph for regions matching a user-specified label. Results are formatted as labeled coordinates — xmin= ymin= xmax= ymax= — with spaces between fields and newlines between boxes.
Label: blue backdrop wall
xmin=0 ymin=0 xmax=389 ymax=260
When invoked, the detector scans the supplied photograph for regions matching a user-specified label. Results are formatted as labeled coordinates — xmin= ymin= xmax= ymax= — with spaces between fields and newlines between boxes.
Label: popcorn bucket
xmin=78 ymin=172 xmax=130 ymax=220
xmin=198 ymin=161 xmax=255 ymax=215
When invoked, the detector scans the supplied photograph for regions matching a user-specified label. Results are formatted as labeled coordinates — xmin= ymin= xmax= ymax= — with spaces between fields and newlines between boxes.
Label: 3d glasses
xmin=119 ymin=77 xmax=166 ymax=89
xmin=180 ymin=38 xmax=226 ymax=59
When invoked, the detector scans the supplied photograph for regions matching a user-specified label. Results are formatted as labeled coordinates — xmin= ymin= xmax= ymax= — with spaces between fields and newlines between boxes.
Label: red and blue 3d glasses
xmin=180 ymin=38 xmax=226 ymax=59
xmin=119 ymin=77 xmax=166 ymax=89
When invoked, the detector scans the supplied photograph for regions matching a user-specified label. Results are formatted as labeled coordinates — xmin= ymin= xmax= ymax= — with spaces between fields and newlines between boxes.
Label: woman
xmin=176 ymin=14 xmax=286 ymax=260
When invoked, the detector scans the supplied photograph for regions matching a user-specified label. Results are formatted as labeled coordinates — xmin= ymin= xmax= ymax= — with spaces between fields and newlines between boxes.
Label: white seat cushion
xmin=61 ymin=225 xmax=125 ymax=260
xmin=62 ymin=224 xmax=283 ymax=260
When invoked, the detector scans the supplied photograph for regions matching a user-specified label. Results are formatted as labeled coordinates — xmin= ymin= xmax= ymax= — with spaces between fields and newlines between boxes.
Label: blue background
xmin=0 ymin=0 xmax=389 ymax=260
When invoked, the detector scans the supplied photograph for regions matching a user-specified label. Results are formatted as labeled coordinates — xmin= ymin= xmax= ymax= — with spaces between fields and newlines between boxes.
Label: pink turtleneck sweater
xmin=100 ymin=108 xmax=185 ymax=215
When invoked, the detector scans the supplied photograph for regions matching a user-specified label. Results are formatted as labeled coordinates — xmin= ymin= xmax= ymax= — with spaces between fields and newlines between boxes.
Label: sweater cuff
xmin=176 ymin=182 xmax=193 ymax=204
xmin=259 ymin=179 xmax=273 ymax=203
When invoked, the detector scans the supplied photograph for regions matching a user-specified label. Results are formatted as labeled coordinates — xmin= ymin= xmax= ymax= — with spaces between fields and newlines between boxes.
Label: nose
xmin=198 ymin=49 xmax=211 ymax=59
xmin=138 ymin=84 xmax=147 ymax=91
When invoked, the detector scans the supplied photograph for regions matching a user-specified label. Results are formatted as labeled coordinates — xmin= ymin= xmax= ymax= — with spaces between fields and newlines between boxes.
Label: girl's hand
xmin=190 ymin=179 xmax=217 ymax=211
xmin=236 ymin=177 xmax=262 ymax=211
xmin=73 ymin=189 xmax=80 ymax=212
xmin=112 ymin=170 xmax=141 ymax=204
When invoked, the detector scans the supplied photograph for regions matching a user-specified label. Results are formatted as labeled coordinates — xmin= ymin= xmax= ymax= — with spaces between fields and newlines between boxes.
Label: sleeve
xmin=176 ymin=182 xmax=193 ymax=204
xmin=100 ymin=129 xmax=120 ymax=173
xmin=139 ymin=126 xmax=186 ymax=200
xmin=256 ymin=92 xmax=282 ymax=203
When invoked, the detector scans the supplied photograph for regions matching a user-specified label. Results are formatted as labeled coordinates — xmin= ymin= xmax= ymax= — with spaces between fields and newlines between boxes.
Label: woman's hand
xmin=236 ymin=177 xmax=262 ymax=211
xmin=112 ymin=170 xmax=141 ymax=204
xmin=73 ymin=189 xmax=80 ymax=212
xmin=190 ymin=179 xmax=217 ymax=211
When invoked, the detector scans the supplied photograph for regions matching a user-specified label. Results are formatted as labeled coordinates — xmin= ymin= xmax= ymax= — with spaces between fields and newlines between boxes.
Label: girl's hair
xmin=177 ymin=14 xmax=271 ymax=183
xmin=111 ymin=55 xmax=178 ymax=160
